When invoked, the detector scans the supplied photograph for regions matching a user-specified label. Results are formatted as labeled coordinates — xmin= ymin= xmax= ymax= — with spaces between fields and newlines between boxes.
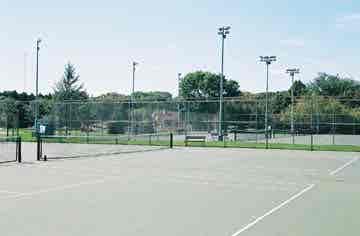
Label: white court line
xmin=0 ymin=190 xmax=20 ymax=195
xmin=330 ymin=157 xmax=359 ymax=176
xmin=230 ymin=156 xmax=359 ymax=235
xmin=230 ymin=184 xmax=315 ymax=236
xmin=0 ymin=176 xmax=123 ymax=201
xmin=36 ymin=164 xmax=113 ymax=178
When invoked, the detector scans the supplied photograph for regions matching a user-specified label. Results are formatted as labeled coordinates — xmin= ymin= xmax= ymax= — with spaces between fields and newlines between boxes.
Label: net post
xmin=170 ymin=133 xmax=173 ymax=149
xmin=17 ymin=136 xmax=22 ymax=163
xmin=36 ymin=134 xmax=41 ymax=161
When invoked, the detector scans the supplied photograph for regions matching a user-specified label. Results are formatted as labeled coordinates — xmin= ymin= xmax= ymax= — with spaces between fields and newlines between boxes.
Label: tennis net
xmin=37 ymin=133 xmax=173 ymax=160
xmin=0 ymin=136 xmax=21 ymax=163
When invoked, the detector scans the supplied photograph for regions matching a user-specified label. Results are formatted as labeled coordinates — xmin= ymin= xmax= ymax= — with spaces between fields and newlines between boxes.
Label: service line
xmin=330 ymin=157 xmax=359 ymax=176
xmin=230 ymin=184 xmax=315 ymax=236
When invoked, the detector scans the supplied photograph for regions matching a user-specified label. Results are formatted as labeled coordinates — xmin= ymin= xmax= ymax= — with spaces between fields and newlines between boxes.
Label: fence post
xmin=69 ymin=102 xmax=72 ymax=135
xmin=310 ymin=96 xmax=314 ymax=151
xmin=170 ymin=133 xmax=173 ymax=149
xmin=332 ymin=111 xmax=335 ymax=145
xmin=16 ymin=109 xmax=20 ymax=137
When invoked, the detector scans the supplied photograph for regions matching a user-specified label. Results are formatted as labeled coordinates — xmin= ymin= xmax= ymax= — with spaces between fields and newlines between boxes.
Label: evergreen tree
xmin=54 ymin=62 xmax=88 ymax=101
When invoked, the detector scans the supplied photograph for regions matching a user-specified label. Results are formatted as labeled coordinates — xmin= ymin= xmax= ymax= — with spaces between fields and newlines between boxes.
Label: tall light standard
xmin=218 ymin=26 xmax=230 ymax=141
xmin=177 ymin=73 xmax=182 ymax=129
xmin=260 ymin=56 xmax=277 ymax=149
xmin=286 ymin=68 xmax=300 ymax=145
xmin=130 ymin=61 xmax=138 ymax=136
xmin=35 ymin=38 xmax=42 ymax=134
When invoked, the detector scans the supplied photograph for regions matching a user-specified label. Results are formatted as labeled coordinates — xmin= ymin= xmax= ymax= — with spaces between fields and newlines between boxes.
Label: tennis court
xmin=0 ymin=144 xmax=359 ymax=235
xmin=269 ymin=134 xmax=360 ymax=146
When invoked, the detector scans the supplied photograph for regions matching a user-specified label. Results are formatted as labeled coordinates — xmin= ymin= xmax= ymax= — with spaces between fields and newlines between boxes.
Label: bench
xmin=185 ymin=135 xmax=206 ymax=147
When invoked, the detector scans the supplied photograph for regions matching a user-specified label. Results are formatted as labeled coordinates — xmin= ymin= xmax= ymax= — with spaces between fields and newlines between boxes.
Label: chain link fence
xmin=1 ymin=96 xmax=360 ymax=149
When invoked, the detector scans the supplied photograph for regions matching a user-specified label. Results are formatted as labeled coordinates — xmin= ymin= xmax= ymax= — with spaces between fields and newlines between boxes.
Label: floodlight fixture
xmin=218 ymin=26 xmax=231 ymax=39
xmin=34 ymin=38 xmax=42 ymax=135
xmin=130 ymin=61 xmax=139 ymax=136
xmin=217 ymin=26 xmax=231 ymax=141
xmin=259 ymin=55 xmax=277 ymax=149
xmin=286 ymin=67 xmax=301 ymax=144
xmin=286 ymin=68 xmax=300 ymax=75
xmin=260 ymin=56 xmax=277 ymax=64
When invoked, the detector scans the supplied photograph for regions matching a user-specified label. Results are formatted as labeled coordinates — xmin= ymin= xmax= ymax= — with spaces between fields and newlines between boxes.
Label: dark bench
xmin=185 ymin=135 xmax=206 ymax=147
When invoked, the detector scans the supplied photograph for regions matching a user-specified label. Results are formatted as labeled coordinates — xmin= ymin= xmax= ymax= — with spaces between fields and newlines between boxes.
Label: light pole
xmin=130 ymin=61 xmax=138 ymax=136
xmin=218 ymin=26 xmax=230 ymax=141
xmin=286 ymin=68 xmax=300 ymax=145
xmin=260 ymin=56 xmax=276 ymax=149
xmin=35 ymin=38 xmax=41 ymax=134
xmin=177 ymin=73 xmax=182 ymax=129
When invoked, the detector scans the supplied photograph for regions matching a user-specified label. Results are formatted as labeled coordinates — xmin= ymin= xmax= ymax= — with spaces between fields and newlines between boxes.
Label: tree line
xmin=1 ymin=62 xmax=360 ymax=135
xmin=1 ymin=64 xmax=359 ymax=103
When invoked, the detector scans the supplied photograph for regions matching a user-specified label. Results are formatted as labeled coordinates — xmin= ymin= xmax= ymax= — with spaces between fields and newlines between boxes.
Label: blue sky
xmin=1 ymin=0 xmax=360 ymax=96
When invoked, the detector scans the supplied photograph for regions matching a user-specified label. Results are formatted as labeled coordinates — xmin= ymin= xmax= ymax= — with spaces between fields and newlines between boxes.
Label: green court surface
xmin=0 ymin=146 xmax=358 ymax=235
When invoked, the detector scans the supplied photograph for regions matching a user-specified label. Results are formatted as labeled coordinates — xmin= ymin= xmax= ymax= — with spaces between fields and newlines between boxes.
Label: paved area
xmin=268 ymin=134 xmax=360 ymax=146
xmin=0 ymin=146 xmax=358 ymax=235
xmin=174 ymin=133 xmax=360 ymax=146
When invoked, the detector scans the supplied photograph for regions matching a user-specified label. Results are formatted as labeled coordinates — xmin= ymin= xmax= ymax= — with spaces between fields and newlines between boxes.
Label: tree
xmin=224 ymin=80 xmax=241 ymax=97
xmin=290 ymin=80 xmax=307 ymax=97
xmin=279 ymin=96 xmax=356 ymax=133
xmin=52 ymin=63 xmax=88 ymax=134
xmin=308 ymin=73 xmax=360 ymax=97
xmin=54 ymin=62 xmax=88 ymax=101
xmin=272 ymin=91 xmax=291 ymax=114
xmin=132 ymin=91 xmax=172 ymax=101
xmin=178 ymin=71 xmax=241 ymax=130
xmin=95 ymin=92 xmax=128 ymax=101
xmin=0 ymin=98 xmax=18 ymax=135
xmin=179 ymin=71 xmax=241 ymax=99
xmin=0 ymin=90 xmax=37 ymax=101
